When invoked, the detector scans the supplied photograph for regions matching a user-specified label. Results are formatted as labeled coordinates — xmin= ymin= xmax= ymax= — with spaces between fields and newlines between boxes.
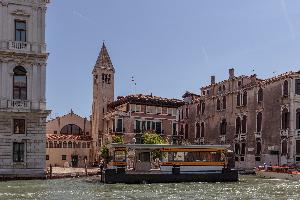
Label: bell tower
xmin=91 ymin=42 xmax=115 ymax=153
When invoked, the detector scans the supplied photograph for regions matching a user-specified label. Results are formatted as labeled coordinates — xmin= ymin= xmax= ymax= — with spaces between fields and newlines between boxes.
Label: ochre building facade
xmin=46 ymin=111 xmax=94 ymax=168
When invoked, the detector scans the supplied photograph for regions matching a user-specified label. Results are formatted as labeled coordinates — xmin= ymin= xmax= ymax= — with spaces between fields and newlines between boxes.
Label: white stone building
xmin=0 ymin=0 xmax=50 ymax=178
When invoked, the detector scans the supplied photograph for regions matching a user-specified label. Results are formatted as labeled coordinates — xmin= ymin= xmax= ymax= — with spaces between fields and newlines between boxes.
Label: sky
xmin=46 ymin=0 xmax=300 ymax=118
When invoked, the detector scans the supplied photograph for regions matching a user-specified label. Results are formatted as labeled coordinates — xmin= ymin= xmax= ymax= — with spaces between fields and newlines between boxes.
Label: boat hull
xmin=102 ymin=169 xmax=238 ymax=184
xmin=256 ymin=170 xmax=300 ymax=181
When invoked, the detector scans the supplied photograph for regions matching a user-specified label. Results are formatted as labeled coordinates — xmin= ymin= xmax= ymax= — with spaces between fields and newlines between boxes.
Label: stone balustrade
xmin=7 ymin=100 xmax=31 ymax=110
xmin=8 ymin=41 xmax=31 ymax=52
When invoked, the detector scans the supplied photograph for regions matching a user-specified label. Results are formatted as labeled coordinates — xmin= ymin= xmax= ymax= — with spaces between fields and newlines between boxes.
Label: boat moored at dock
xmin=256 ymin=166 xmax=300 ymax=181
xmin=102 ymin=144 xmax=238 ymax=184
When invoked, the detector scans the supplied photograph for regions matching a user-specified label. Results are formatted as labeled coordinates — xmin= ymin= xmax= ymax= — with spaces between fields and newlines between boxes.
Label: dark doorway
xmin=71 ymin=155 xmax=78 ymax=167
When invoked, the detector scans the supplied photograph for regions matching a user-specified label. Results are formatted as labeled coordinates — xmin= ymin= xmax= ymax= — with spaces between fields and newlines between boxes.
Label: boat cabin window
xmin=114 ymin=150 xmax=126 ymax=162
xmin=168 ymin=151 xmax=224 ymax=162
xmin=138 ymin=152 xmax=150 ymax=162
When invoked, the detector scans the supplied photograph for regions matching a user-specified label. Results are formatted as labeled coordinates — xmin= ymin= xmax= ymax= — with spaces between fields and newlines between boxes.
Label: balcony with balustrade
xmin=7 ymin=99 xmax=31 ymax=110
xmin=8 ymin=41 xmax=31 ymax=52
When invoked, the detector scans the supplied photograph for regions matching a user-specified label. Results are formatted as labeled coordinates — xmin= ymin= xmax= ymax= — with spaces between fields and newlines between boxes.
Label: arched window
xmin=236 ymin=117 xmax=241 ymax=134
xmin=222 ymin=85 xmax=226 ymax=91
xmin=257 ymin=88 xmax=263 ymax=103
xmin=201 ymin=102 xmax=205 ymax=114
xmin=185 ymin=108 xmax=189 ymax=118
xmin=180 ymin=124 xmax=184 ymax=135
xmin=282 ymin=108 xmax=289 ymax=130
xmin=82 ymin=142 xmax=86 ymax=148
xmin=237 ymin=92 xmax=241 ymax=106
xmin=196 ymin=123 xmax=200 ymax=138
xmin=256 ymin=140 xmax=262 ymax=155
xmin=54 ymin=141 xmax=58 ymax=148
xmin=184 ymin=124 xmax=189 ymax=139
xmin=46 ymin=142 xmax=48 ymax=148
xmin=235 ymin=143 xmax=240 ymax=154
xmin=77 ymin=142 xmax=81 ymax=148
xmin=216 ymin=99 xmax=221 ymax=111
xmin=281 ymin=140 xmax=287 ymax=155
xmin=220 ymin=119 xmax=227 ymax=135
xmin=73 ymin=142 xmax=77 ymax=148
xmin=197 ymin=104 xmax=200 ymax=115
xmin=49 ymin=141 xmax=53 ymax=148
xmin=257 ymin=112 xmax=262 ymax=132
xmin=68 ymin=141 xmax=72 ymax=148
xmin=243 ymin=91 xmax=247 ymax=106
xmin=63 ymin=141 xmax=67 ymax=148
xmin=296 ymin=109 xmax=300 ymax=129
xmin=241 ymin=143 xmax=246 ymax=155
xmin=283 ymin=80 xmax=288 ymax=96
xmin=58 ymin=141 xmax=62 ymax=148
xmin=222 ymin=96 xmax=226 ymax=110
xmin=60 ymin=124 xmax=83 ymax=135
xmin=13 ymin=66 xmax=27 ymax=100
xmin=242 ymin=115 xmax=247 ymax=133
xmin=200 ymin=122 xmax=205 ymax=138
xmin=218 ymin=86 xmax=222 ymax=93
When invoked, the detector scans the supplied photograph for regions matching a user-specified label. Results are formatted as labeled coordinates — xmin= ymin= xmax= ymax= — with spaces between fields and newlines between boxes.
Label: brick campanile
xmin=91 ymin=42 xmax=115 ymax=159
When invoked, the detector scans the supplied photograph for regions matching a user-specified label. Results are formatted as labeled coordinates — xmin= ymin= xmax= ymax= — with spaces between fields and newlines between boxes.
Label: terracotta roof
xmin=201 ymin=75 xmax=253 ymax=90
xmin=47 ymin=134 xmax=93 ymax=141
xmin=261 ymin=71 xmax=300 ymax=85
xmin=108 ymin=94 xmax=184 ymax=109
xmin=47 ymin=110 xmax=89 ymax=123
xmin=182 ymin=91 xmax=201 ymax=98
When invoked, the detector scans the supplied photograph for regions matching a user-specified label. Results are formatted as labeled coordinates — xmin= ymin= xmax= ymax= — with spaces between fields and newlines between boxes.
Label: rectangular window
xmin=296 ymin=140 xmax=300 ymax=155
xmin=15 ymin=20 xmax=26 ymax=42
xmin=156 ymin=107 xmax=162 ymax=114
xmin=146 ymin=121 xmax=151 ymax=130
xmin=13 ymin=119 xmax=25 ymax=134
xmin=155 ymin=122 xmax=162 ymax=134
xmin=62 ymin=155 xmax=67 ymax=160
xmin=296 ymin=79 xmax=300 ymax=95
xmin=13 ymin=75 xmax=27 ymax=100
xmin=13 ymin=142 xmax=25 ymax=162
xmin=172 ymin=123 xmax=177 ymax=135
xmin=116 ymin=118 xmax=123 ymax=132
xmin=146 ymin=106 xmax=156 ymax=114
xmin=46 ymin=155 xmax=49 ymax=160
xmin=135 ymin=120 xmax=141 ymax=133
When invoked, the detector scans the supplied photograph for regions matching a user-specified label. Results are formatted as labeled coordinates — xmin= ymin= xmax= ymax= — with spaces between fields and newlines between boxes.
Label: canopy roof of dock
xmin=111 ymin=143 xmax=231 ymax=150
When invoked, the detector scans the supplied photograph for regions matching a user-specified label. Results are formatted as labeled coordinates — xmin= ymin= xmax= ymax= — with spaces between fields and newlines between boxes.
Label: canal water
xmin=0 ymin=175 xmax=299 ymax=200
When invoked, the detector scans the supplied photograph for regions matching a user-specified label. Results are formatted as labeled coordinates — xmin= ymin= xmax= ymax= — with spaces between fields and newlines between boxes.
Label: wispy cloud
xmin=280 ymin=0 xmax=295 ymax=39
xmin=72 ymin=10 xmax=95 ymax=25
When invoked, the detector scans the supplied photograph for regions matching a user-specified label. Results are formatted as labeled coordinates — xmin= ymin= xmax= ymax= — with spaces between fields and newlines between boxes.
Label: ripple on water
xmin=0 ymin=176 xmax=300 ymax=200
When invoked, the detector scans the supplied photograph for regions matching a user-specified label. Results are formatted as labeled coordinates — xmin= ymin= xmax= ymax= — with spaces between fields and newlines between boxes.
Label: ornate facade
xmin=178 ymin=68 xmax=300 ymax=169
xmin=0 ymin=0 xmax=50 ymax=178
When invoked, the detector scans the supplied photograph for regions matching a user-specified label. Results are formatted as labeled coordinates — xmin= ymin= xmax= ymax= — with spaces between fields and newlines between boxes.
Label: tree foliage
xmin=143 ymin=132 xmax=166 ymax=144
xmin=100 ymin=145 xmax=109 ymax=159
xmin=143 ymin=132 xmax=167 ymax=159
xmin=112 ymin=135 xmax=124 ymax=144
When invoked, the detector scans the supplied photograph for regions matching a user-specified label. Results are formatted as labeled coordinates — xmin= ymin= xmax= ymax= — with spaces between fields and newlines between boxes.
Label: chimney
xmin=211 ymin=76 xmax=216 ymax=85
xmin=229 ymin=68 xmax=235 ymax=79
